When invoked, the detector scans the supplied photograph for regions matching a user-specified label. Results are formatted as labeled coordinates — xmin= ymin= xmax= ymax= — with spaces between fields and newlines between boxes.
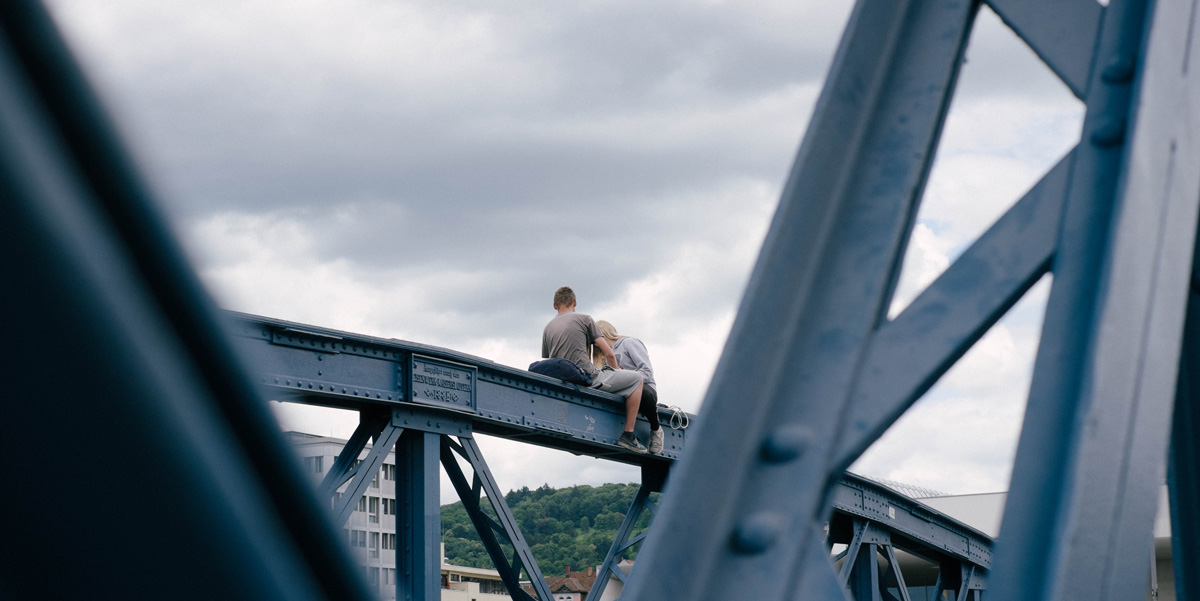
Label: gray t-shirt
xmin=542 ymin=312 xmax=601 ymax=377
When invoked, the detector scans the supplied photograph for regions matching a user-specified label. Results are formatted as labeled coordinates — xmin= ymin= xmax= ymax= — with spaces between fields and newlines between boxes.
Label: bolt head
xmin=731 ymin=513 xmax=785 ymax=554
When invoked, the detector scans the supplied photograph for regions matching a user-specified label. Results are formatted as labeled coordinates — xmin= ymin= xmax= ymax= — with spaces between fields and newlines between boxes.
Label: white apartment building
xmin=288 ymin=432 xmax=515 ymax=601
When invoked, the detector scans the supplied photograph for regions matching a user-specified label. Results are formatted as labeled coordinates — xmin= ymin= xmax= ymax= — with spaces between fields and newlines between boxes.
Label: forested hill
xmin=441 ymin=482 xmax=657 ymax=577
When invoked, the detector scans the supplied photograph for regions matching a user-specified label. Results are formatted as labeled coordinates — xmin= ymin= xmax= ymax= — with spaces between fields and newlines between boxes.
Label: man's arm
xmin=594 ymin=337 xmax=621 ymax=370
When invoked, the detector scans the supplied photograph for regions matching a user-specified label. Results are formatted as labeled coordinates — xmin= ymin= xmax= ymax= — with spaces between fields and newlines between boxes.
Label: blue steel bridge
xmin=4 ymin=0 xmax=1200 ymax=600
xmin=228 ymin=311 xmax=994 ymax=601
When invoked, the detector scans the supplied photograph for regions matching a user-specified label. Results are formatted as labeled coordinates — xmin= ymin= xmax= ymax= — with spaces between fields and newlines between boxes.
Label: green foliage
xmin=441 ymin=482 xmax=659 ymax=577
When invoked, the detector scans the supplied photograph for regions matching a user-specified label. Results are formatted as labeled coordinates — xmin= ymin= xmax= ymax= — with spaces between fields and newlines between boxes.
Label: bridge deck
xmin=226 ymin=311 xmax=689 ymax=465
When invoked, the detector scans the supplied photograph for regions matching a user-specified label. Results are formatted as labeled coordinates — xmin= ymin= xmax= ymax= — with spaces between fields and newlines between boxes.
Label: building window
xmin=370 ymin=472 xmax=379 ymax=489
xmin=349 ymin=530 xmax=367 ymax=548
xmin=302 ymin=456 xmax=323 ymax=473
xmin=382 ymin=498 xmax=396 ymax=516
xmin=369 ymin=532 xmax=379 ymax=558
xmin=357 ymin=496 xmax=367 ymax=513
xmin=369 ymin=497 xmax=379 ymax=523
xmin=382 ymin=533 xmax=395 ymax=550
xmin=383 ymin=464 xmax=396 ymax=481
xmin=368 ymin=567 xmax=380 ymax=589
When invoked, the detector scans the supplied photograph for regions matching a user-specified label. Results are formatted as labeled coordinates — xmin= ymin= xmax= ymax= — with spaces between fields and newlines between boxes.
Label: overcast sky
xmin=47 ymin=0 xmax=1085 ymax=502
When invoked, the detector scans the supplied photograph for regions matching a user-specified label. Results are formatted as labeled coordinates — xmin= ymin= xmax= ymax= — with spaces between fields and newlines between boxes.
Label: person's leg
xmin=642 ymin=385 xmax=663 ymax=453
xmin=624 ymin=381 xmax=643 ymax=433
xmin=640 ymin=385 xmax=660 ymax=430
xmin=598 ymin=370 xmax=648 ymax=453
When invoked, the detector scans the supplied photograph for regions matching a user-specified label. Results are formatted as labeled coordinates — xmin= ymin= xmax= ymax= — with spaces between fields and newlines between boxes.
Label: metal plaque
xmin=410 ymin=355 xmax=477 ymax=412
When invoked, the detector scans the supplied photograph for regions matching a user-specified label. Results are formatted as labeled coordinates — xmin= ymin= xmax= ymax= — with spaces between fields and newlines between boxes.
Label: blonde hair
xmin=591 ymin=320 xmax=626 ymax=369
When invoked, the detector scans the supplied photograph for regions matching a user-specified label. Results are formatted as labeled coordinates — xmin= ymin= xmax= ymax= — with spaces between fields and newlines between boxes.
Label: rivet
xmin=318 ymin=371 xmax=323 ymax=376
xmin=760 ymin=424 xmax=812 ymax=463
xmin=731 ymin=513 xmax=785 ymax=554
xmin=1091 ymin=119 xmax=1126 ymax=147
xmin=1102 ymin=56 xmax=1136 ymax=84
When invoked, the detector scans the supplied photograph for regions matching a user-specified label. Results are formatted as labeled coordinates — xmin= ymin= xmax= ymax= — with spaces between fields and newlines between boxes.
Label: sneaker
xmin=617 ymin=432 xmax=648 ymax=454
xmin=649 ymin=428 xmax=664 ymax=454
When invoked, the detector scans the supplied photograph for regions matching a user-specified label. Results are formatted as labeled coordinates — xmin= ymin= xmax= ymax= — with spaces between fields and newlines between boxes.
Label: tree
xmin=440 ymin=482 xmax=643 ymax=576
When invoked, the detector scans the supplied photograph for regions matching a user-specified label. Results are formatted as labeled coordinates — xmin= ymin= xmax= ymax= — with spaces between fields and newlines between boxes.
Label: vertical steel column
xmin=396 ymin=430 xmax=440 ymax=601
xmin=587 ymin=485 xmax=656 ymax=601
xmin=848 ymin=544 xmax=882 ymax=601
xmin=991 ymin=0 xmax=1200 ymax=598
xmin=1169 ymin=239 xmax=1200 ymax=599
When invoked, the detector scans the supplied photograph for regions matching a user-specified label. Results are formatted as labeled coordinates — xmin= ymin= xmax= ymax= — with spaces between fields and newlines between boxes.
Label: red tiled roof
xmin=546 ymin=575 xmax=594 ymax=593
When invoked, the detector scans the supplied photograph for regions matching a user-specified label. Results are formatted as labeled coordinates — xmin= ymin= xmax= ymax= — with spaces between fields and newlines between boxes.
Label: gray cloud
xmin=46 ymin=0 xmax=1079 ymax=496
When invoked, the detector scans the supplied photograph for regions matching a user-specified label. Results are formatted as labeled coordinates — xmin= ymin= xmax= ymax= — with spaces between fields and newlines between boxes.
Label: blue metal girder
xmin=226 ymin=312 xmax=689 ymax=464
xmin=397 ymin=430 xmax=441 ymax=601
xmin=0 ymin=0 xmax=376 ymax=599
xmin=625 ymin=0 xmax=979 ymax=597
xmin=1171 ymin=275 xmax=1200 ymax=599
xmin=440 ymin=436 xmax=553 ymax=601
xmin=985 ymin=0 xmax=1102 ymax=99
xmin=625 ymin=0 xmax=1200 ymax=599
xmin=332 ymin=421 xmax=404 ymax=528
xmin=316 ymin=412 xmax=388 ymax=501
xmin=848 ymin=542 xmax=882 ymax=601
xmin=834 ymin=151 xmax=1069 ymax=465
xmin=587 ymin=484 xmax=656 ymax=601
xmin=992 ymin=0 xmax=1200 ymax=598
xmin=831 ymin=475 xmax=992 ymax=573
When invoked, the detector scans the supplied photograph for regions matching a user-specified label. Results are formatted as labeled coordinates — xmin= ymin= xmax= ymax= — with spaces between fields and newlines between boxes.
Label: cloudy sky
xmin=47 ymin=0 xmax=1085 ymax=502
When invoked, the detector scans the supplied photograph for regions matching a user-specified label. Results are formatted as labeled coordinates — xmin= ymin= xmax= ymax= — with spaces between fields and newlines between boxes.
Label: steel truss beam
xmin=306 ymin=404 xmax=557 ymax=601
xmin=441 ymin=435 xmax=553 ymax=601
xmin=260 ymin=327 xmax=995 ymax=601
xmin=836 ymin=521 xmax=914 ymax=601
xmin=625 ymin=0 xmax=1200 ymax=600
xmin=330 ymin=418 xmax=405 ymax=527
xmin=587 ymin=484 xmax=658 ymax=601
xmin=226 ymin=312 xmax=689 ymax=464
xmin=993 ymin=0 xmax=1200 ymax=598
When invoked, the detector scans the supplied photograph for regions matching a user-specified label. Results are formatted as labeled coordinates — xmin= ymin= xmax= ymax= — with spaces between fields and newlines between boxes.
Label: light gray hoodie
xmin=612 ymin=337 xmax=656 ymax=389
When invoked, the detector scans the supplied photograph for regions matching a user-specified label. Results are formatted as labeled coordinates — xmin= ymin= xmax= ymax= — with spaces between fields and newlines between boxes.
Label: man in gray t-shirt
xmin=541 ymin=286 xmax=648 ymax=454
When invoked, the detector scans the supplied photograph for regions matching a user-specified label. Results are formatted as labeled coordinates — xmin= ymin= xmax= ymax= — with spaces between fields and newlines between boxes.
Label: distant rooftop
xmin=862 ymin=475 xmax=947 ymax=499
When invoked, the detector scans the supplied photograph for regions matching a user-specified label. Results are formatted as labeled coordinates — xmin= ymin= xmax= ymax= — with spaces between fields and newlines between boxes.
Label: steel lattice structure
xmin=625 ymin=0 xmax=1200 ymax=600
xmin=3 ymin=0 xmax=1200 ymax=600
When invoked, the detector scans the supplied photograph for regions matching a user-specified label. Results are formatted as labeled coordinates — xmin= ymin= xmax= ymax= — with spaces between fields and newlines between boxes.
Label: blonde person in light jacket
xmin=592 ymin=320 xmax=664 ymax=454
